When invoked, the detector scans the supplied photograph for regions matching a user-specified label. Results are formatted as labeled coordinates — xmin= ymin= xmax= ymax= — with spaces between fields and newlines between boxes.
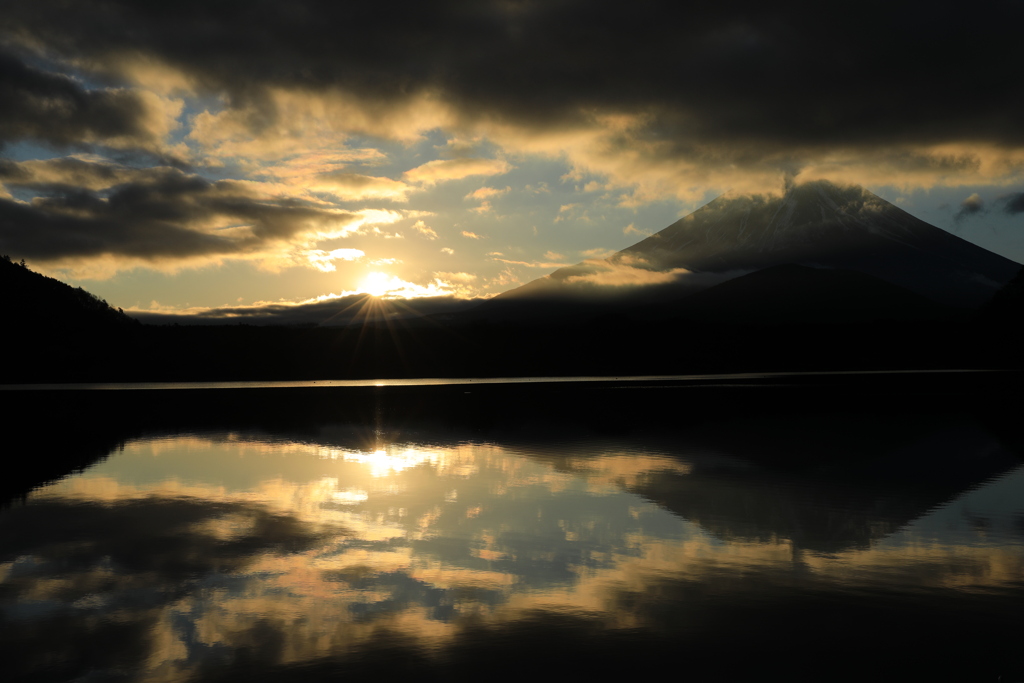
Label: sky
xmin=1 ymin=0 xmax=1023 ymax=318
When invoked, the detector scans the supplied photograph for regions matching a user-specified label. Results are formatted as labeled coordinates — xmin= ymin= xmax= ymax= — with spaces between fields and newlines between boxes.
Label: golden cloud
xmin=564 ymin=258 xmax=692 ymax=287
xmin=491 ymin=257 xmax=571 ymax=269
xmin=435 ymin=271 xmax=477 ymax=282
xmin=306 ymin=248 xmax=365 ymax=272
xmin=404 ymin=158 xmax=511 ymax=185
xmin=188 ymin=87 xmax=456 ymax=163
xmin=431 ymin=272 xmax=480 ymax=297
xmin=465 ymin=186 xmax=510 ymax=201
xmin=307 ymin=172 xmax=411 ymax=202
xmin=411 ymin=220 xmax=438 ymax=239
xmin=623 ymin=224 xmax=651 ymax=237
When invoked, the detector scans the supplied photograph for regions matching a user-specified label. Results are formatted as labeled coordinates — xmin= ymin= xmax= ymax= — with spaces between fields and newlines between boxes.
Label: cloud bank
xmin=2 ymin=0 xmax=1021 ymax=192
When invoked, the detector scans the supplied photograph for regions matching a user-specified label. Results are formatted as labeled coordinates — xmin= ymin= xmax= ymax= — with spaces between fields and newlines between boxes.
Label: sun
xmin=354 ymin=271 xmax=456 ymax=299
xmin=359 ymin=271 xmax=393 ymax=297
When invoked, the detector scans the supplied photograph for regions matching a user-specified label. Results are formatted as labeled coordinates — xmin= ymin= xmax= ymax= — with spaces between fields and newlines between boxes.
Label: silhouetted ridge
xmin=0 ymin=255 xmax=138 ymax=331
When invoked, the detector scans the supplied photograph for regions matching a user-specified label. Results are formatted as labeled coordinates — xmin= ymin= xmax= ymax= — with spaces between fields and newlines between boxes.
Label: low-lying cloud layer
xmin=131 ymin=292 xmax=479 ymax=327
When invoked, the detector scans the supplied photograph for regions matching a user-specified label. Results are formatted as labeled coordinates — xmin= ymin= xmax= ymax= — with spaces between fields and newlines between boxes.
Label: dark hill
xmin=0 ymin=256 xmax=138 ymax=332
xmin=664 ymin=264 xmax=962 ymax=324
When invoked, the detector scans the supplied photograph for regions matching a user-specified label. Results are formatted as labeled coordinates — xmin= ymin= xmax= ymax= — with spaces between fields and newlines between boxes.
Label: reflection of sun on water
xmin=318 ymin=445 xmax=448 ymax=478
xmin=11 ymin=435 xmax=1024 ymax=683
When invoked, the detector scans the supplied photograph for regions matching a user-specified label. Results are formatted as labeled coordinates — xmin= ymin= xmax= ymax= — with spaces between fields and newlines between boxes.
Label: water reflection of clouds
xmin=2 ymin=434 xmax=1023 ymax=681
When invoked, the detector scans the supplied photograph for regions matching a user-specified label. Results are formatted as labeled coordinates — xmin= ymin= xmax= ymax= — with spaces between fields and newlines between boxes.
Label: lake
xmin=2 ymin=373 xmax=1023 ymax=682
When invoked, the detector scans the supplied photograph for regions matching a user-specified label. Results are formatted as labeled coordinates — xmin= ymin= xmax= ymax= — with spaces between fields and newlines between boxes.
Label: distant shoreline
xmin=0 ymin=367 xmax=1010 ymax=391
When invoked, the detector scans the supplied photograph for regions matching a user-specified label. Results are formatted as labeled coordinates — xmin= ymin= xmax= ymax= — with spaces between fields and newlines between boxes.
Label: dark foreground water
xmin=2 ymin=374 xmax=1023 ymax=682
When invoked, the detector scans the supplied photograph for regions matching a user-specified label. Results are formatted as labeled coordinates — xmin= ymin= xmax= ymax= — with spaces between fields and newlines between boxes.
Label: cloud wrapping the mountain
xmin=563 ymin=258 xmax=692 ymax=287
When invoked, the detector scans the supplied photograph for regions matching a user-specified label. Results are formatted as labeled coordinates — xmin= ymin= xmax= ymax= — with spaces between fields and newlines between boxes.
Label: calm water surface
xmin=2 ymin=380 xmax=1023 ymax=681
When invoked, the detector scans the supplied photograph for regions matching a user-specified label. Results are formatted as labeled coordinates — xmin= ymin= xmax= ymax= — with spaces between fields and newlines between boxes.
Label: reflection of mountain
xmin=625 ymin=414 xmax=1018 ymax=553
xmin=476 ymin=181 xmax=1020 ymax=323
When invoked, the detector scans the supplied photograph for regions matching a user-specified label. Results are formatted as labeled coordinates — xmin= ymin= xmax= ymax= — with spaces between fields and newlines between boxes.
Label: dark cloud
xmin=954 ymin=192 xmax=986 ymax=222
xmin=0 ymin=156 xmax=147 ymax=191
xmin=0 ymin=49 xmax=168 ymax=151
xmin=3 ymin=0 xmax=1022 ymax=154
xmin=1001 ymin=192 xmax=1024 ymax=215
xmin=0 ymin=162 xmax=359 ymax=261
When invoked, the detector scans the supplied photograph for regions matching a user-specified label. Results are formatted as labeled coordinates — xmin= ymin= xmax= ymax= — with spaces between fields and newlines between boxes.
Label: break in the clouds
xmin=1 ymin=0 xmax=1022 ymax=308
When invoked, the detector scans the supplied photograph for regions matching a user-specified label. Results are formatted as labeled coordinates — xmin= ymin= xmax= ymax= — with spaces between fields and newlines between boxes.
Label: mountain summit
xmin=491 ymin=180 xmax=1020 ymax=313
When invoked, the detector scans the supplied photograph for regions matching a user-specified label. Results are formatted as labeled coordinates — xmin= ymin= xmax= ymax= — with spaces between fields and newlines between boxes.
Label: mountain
xmin=663 ymin=264 xmax=960 ymax=324
xmin=476 ymin=180 xmax=1021 ymax=322
xmin=979 ymin=264 xmax=1024 ymax=323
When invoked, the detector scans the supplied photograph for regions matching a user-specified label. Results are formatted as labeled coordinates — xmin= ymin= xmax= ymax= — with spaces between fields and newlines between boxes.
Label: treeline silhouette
xmin=2 ymin=257 xmax=1022 ymax=383
xmin=2 ymin=255 xmax=138 ymax=331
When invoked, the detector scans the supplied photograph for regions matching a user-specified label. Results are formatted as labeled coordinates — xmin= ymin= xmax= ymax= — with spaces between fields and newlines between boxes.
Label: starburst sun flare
xmin=0 ymin=1 xmax=1022 ymax=323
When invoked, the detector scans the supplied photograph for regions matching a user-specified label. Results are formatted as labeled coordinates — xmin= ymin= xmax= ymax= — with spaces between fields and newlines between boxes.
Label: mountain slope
xmin=486 ymin=181 xmax=1020 ymax=316
xmin=621 ymin=180 xmax=1019 ymax=307
xmin=664 ymin=264 xmax=960 ymax=324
